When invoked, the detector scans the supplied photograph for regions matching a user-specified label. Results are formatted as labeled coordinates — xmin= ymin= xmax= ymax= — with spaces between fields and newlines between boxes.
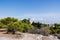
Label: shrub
xmin=0 ymin=22 xmax=7 ymax=28
xmin=7 ymin=21 xmax=33 ymax=34
xmin=39 ymin=27 xmax=51 ymax=36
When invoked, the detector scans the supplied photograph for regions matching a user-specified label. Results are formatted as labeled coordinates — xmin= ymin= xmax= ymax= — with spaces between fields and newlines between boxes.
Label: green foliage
xmin=0 ymin=22 xmax=6 ymax=28
xmin=54 ymin=23 xmax=60 ymax=29
xmin=22 ymin=18 xmax=31 ymax=24
xmin=50 ymin=23 xmax=60 ymax=34
xmin=7 ymin=22 xmax=20 ymax=31
xmin=32 ymin=22 xmax=42 ymax=28
xmin=18 ymin=21 xmax=33 ymax=32
xmin=3 ymin=17 xmax=33 ymax=33
xmin=1 ymin=17 xmax=60 ymax=35
xmin=0 ymin=17 xmax=18 ymax=25
xmin=41 ymin=24 xmax=49 ymax=27
xmin=0 ymin=17 xmax=33 ymax=33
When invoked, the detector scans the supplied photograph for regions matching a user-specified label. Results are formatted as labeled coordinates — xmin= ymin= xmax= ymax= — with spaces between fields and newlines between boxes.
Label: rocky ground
xmin=20 ymin=33 xmax=59 ymax=40
xmin=0 ymin=32 xmax=59 ymax=40
xmin=0 ymin=29 xmax=59 ymax=40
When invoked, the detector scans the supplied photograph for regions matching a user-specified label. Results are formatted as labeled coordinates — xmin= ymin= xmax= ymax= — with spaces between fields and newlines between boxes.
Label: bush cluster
xmin=0 ymin=17 xmax=60 ymax=35
xmin=0 ymin=17 xmax=33 ymax=34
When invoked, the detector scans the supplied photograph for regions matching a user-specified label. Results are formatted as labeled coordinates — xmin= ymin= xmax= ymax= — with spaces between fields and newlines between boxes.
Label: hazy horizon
xmin=0 ymin=0 xmax=60 ymax=24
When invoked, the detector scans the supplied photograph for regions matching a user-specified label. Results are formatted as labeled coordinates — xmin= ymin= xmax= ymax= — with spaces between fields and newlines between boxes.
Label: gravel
xmin=0 ymin=33 xmax=59 ymax=40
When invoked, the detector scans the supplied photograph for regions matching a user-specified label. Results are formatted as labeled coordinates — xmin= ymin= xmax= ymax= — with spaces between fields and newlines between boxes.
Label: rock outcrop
xmin=0 ymin=33 xmax=59 ymax=40
xmin=20 ymin=33 xmax=59 ymax=40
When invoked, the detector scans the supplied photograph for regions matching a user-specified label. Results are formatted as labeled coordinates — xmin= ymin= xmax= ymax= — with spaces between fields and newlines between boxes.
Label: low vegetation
xmin=0 ymin=17 xmax=33 ymax=34
xmin=0 ymin=17 xmax=60 ymax=35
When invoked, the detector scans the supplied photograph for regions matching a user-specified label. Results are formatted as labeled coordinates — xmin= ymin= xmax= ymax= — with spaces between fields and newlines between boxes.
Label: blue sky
xmin=0 ymin=0 xmax=60 ymax=23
